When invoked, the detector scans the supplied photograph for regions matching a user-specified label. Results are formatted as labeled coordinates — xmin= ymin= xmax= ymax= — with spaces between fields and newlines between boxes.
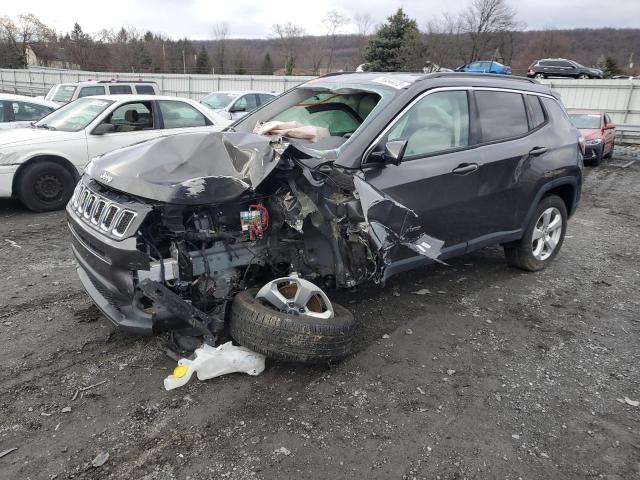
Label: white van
xmin=45 ymin=80 xmax=160 ymax=105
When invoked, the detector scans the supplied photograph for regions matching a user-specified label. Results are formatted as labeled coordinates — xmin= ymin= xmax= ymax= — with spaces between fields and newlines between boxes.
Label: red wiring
xmin=248 ymin=204 xmax=269 ymax=240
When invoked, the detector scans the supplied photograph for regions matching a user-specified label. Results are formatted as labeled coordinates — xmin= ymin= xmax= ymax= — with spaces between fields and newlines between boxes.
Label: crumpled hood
xmin=86 ymin=131 xmax=280 ymax=205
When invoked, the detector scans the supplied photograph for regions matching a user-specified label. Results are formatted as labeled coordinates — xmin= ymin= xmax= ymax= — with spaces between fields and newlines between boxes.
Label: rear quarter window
xmin=476 ymin=90 xmax=529 ymax=142
xmin=525 ymin=95 xmax=546 ymax=129
xmin=109 ymin=85 xmax=132 ymax=95
xmin=135 ymin=85 xmax=156 ymax=94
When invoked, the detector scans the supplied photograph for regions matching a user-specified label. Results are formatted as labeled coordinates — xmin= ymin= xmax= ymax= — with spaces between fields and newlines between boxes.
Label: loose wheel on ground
xmin=229 ymin=278 xmax=356 ymax=364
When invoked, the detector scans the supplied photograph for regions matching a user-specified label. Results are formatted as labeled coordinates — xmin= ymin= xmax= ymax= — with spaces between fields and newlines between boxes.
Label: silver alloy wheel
xmin=532 ymin=207 xmax=563 ymax=261
xmin=534 ymin=73 xmax=544 ymax=79
xmin=256 ymin=276 xmax=334 ymax=319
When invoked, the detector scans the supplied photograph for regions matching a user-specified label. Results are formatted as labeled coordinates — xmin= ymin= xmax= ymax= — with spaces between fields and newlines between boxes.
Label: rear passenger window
xmin=158 ymin=101 xmax=208 ymax=129
xmin=135 ymin=85 xmax=155 ymax=94
xmin=526 ymin=95 xmax=546 ymax=129
xmin=476 ymin=90 xmax=529 ymax=142
xmin=109 ymin=85 xmax=132 ymax=95
xmin=78 ymin=86 xmax=105 ymax=98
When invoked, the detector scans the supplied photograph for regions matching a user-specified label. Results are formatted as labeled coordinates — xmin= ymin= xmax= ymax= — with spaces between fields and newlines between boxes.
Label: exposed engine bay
xmin=71 ymin=129 xmax=443 ymax=358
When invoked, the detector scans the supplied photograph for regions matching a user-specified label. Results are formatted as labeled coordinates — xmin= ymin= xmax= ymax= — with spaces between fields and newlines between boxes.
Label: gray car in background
xmin=200 ymin=90 xmax=276 ymax=126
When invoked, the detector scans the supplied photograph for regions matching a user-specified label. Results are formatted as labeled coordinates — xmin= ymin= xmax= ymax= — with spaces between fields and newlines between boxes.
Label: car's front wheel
xmin=230 ymin=279 xmax=356 ymax=364
xmin=578 ymin=73 xmax=590 ymax=79
xmin=17 ymin=161 xmax=75 ymax=212
xmin=504 ymin=195 xmax=567 ymax=272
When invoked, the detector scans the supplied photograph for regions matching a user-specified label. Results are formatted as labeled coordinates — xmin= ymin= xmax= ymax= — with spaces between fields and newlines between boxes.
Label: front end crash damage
xmin=68 ymin=130 xmax=443 ymax=349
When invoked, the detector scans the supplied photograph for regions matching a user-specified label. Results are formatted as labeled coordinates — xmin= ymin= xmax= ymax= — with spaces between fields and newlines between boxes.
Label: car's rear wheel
xmin=17 ymin=161 xmax=75 ymax=212
xmin=534 ymin=73 xmax=545 ymax=79
xmin=229 ymin=279 xmax=356 ymax=364
xmin=504 ymin=195 xmax=567 ymax=272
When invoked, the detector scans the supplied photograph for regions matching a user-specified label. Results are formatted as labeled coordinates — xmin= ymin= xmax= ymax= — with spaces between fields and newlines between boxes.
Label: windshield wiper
xmin=35 ymin=124 xmax=56 ymax=130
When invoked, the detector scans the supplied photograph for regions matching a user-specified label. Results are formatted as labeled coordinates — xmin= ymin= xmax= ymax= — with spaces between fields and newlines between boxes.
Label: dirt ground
xmin=1 ymin=153 xmax=639 ymax=480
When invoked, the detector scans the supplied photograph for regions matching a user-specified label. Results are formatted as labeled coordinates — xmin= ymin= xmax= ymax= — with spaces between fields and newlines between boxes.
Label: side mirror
xmin=367 ymin=140 xmax=408 ymax=167
xmin=92 ymin=123 xmax=116 ymax=135
xmin=229 ymin=105 xmax=246 ymax=113
xmin=604 ymin=122 xmax=615 ymax=130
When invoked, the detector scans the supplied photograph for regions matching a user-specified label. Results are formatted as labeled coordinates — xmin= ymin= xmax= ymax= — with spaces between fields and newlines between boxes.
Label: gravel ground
xmin=0 ymin=154 xmax=639 ymax=480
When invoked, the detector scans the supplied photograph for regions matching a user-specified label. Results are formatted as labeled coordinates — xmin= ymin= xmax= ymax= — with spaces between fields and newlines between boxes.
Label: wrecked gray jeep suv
xmin=67 ymin=72 xmax=583 ymax=363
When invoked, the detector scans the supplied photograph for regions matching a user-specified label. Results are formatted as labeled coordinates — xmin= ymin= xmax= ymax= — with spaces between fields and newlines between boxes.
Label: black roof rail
xmin=423 ymin=72 xmax=538 ymax=84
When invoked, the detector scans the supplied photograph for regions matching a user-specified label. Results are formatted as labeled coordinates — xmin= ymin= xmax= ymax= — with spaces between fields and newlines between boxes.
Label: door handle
xmin=529 ymin=147 xmax=548 ymax=156
xmin=452 ymin=163 xmax=478 ymax=175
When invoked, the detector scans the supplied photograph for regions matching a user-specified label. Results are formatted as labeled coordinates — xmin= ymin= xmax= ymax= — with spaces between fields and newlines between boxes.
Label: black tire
xmin=534 ymin=73 xmax=545 ymax=79
xmin=504 ymin=194 xmax=568 ymax=272
xmin=17 ymin=161 xmax=75 ymax=212
xmin=229 ymin=288 xmax=356 ymax=364
xmin=578 ymin=73 xmax=589 ymax=79
xmin=604 ymin=141 xmax=614 ymax=159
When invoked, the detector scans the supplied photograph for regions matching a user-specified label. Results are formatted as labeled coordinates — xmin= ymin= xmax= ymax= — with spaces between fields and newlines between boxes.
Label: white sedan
xmin=0 ymin=95 xmax=222 ymax=211
xmin=0 ymin=94 xmax=59 ymax=130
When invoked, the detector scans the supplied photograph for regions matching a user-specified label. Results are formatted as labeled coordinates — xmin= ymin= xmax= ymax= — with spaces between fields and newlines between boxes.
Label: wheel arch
xmin=523 ymin=177 xmax=579 ymax=230
xmin=12 ymin=154 xmax=80 ymax=196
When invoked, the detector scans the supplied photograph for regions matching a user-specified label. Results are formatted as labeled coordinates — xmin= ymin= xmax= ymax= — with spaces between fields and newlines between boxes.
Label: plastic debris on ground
xmin=164 ymin=342 xmax=266 ymax=390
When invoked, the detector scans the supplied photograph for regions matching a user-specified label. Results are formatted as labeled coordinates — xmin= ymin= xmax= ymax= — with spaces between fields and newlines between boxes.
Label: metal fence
xmin=541 ymin=78 xmax=640 ymax=126
xmin=0 ymin=67 xmax=315 ymax=99
xmin=1 ymin=68 xmax=639 ymax=142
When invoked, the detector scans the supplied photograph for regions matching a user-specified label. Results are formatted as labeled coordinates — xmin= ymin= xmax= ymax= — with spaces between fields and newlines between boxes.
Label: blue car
xmin=457 ymin=60 xmax=512 ymax=75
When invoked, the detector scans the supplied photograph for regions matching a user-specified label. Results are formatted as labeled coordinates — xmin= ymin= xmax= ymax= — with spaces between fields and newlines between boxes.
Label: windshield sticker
xmin=371 ymin=77 xmax=411 ymax=90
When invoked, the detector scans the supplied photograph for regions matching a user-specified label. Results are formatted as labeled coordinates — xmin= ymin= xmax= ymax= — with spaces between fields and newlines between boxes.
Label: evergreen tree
xmin=195 ymin=45 xmax=211 ymax=74
xmin=364 ymin=8 xmax=424 ymax=72
xmin=596 ymin=55 xmax=623 ymax=78
xmin=261 ymin=52 xmax=274 ymax=75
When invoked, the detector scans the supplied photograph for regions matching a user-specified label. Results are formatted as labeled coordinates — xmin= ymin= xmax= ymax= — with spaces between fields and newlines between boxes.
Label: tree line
xmin=0 ymin=1 xmax=637 ymax=76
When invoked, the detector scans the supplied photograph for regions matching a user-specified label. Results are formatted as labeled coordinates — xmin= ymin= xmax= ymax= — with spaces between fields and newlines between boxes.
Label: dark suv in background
xmin=67 ymin=72 xmax=584 ymax=363
xmin=528 ymin=59 xmax=603 ymax=79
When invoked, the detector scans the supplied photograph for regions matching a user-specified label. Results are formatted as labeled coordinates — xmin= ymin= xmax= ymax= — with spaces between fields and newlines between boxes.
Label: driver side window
xmin=103 ymin=102 xmax=154 ymax=133
xmin=387 ymin=90 xmax=470 ymax=159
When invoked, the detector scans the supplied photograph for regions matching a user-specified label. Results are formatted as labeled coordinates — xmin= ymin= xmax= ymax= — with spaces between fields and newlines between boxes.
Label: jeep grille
xmin=71 ymin=183 xmax=137 ymax=238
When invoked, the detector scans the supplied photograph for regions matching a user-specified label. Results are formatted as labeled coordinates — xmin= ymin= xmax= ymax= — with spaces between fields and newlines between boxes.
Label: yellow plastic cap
xmin=172 ymin=365 xmax=189 ymax=378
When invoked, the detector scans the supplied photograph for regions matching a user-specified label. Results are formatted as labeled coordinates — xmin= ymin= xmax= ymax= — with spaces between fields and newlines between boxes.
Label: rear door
xmin=465 ymin=89 xmax=549 ymax=247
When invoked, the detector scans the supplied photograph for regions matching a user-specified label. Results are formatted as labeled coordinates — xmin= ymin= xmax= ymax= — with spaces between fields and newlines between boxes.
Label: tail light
xmin=528 ymin=67 xmax=534 ymax=73
xmin=578 ymin=136 xmax=586 ymax=155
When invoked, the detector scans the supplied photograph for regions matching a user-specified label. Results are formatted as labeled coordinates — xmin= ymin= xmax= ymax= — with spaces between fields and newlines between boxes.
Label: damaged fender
xmin=353 ymin=175 xmax=444 ymax=272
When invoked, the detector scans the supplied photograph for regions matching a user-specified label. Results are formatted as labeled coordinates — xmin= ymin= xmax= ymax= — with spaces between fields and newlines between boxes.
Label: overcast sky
xmin=5 ymin=0 xmax=640 ymax=39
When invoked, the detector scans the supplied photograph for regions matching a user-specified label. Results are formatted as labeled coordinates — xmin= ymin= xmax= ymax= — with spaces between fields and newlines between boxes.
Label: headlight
xmin=586 ymin=138 xmax=603 ymax=145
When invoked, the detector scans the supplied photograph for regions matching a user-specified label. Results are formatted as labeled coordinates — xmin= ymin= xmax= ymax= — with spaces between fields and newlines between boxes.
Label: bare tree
xmin=354 ymin=12 xmax=375 ymax=37
xmin=272 ymin=22 xmax=304 ymax=75
xmin=323 ymin=10 xmax=348 ymax=72
xmin=212 ymin=22 xmax=229 ymax=74
xmin=461 ymin=0 xmax=520 ymax=62
xmin=352 ymin=12 xmax=375 ymax=66
xmin=425 ymin=13 xmax=466 ymax=70
xmin=0 ymin=14 xmax=55 ymax=66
